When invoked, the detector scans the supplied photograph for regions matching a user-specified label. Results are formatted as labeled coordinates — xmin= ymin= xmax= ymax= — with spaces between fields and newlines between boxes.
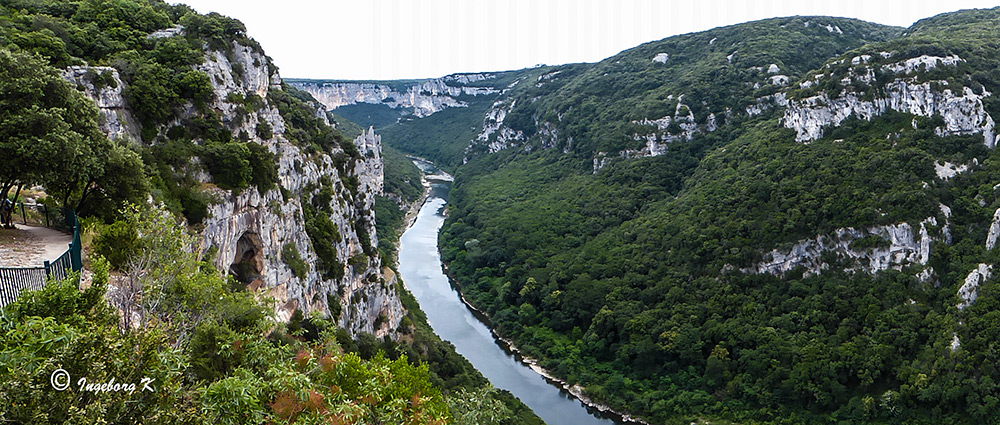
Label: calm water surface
xmin=397 ymin=164 xmax=622 ymax=425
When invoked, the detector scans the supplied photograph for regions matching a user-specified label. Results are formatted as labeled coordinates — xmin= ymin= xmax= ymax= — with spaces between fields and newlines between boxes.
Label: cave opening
xmin=230 ymin=231 xmax=264 ymax=290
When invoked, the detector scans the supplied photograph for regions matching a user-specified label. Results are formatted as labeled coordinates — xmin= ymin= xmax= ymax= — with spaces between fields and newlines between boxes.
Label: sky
xmin=175 ymin=0 xmax=1000 ymax=81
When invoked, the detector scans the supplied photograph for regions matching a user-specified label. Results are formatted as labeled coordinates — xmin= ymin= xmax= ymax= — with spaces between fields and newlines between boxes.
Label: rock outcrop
xmin=782 ymin=54 xmax=997 ymax=146
xmin=290 ymin=73 xmax=499 ymax=118
xmin=745 ymin=217 xmax=942 ymax=277
xmin=987 ymin=208 xmax=1000 ymax=250
xmin=957 ymin=264 xmax=991 ymax=310
xmin=63 ymin=66 xmax=141 ymax=142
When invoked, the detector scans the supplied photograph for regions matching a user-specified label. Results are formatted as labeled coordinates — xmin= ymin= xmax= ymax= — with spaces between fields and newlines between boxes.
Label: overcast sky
xmin=175 ymin=0 xmax=1000 ymax=81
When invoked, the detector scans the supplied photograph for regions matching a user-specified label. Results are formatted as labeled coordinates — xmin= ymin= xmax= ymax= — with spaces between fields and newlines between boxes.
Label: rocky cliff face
xmin=744 ymin=214 xmax=944 ymax=278
xmin=289 ymin=73 xmax=499 ymax=118
xmin=782 ymin=53 xmax=997 ymax=146
xmin=63 ymin=66 xmax=141 ymax=142
xmin=67 ymin=34 xmax=403 ymax=337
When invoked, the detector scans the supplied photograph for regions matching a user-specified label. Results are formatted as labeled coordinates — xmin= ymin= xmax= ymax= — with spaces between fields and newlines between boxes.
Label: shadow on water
xmin=398 ymin=161 xmax=625 ymax=425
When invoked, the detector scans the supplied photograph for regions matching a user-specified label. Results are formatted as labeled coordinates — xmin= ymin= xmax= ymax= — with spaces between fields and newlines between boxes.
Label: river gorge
xmin=397 ymin=162 xmax=624 ymax=425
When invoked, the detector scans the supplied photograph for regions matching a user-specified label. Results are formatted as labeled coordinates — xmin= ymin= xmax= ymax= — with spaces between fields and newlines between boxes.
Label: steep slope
xmin=464 ymin=16 xmax=901 ymax=165
xmin=431 ymin=10 xmax=1000 ymax=424
xmin=1 ymin=0 xmax=402 ymax=336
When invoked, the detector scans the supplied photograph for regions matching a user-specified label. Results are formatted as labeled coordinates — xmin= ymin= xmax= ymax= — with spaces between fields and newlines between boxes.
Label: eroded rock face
xmin=71 ymin=38 xmax=403 ymax=338
xmin=472 ymin=98 xmax=525 ymax=156
xmin=745 ymin=217 xmax=943 ymax=277
xmin=290 ymin=73 xmax=499 ymax=118
xmin=782 ymin=54 xmax=997 ymax=146
xmin=957 ymin=264 xmax=992 ymax=310
xmin=62 ymin=66 xmax=141 ymax=142
xmin=986 ymin=208 xmax=1000 ymax=250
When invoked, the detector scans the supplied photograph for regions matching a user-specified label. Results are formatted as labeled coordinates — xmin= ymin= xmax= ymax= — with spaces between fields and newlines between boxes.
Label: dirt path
xmin=0 ymin=224 xmax=73 ymax=268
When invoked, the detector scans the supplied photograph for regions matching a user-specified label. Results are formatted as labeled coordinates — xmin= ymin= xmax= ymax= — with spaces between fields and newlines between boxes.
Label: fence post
xmin=20 ymin=202 xmax=26 ymax=224
xmin=70 ymin=216 xmax=82 ymax=272
xmin=44 ymin=204 xmax=49 ymax=228
xmin=44 ymin=260 xmax=51 ymax=279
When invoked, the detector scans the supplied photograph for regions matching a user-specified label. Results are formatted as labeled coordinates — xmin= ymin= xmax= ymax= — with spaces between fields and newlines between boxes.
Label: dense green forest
xmin=366 ymin=8 xmax=1000 ymax=425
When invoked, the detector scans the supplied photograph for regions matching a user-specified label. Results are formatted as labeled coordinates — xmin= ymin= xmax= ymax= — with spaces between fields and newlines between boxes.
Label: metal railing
xmin=0 ymin=210 xmax=82 ymax=308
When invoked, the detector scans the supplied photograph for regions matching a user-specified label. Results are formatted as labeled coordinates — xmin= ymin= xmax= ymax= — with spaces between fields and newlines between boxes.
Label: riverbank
xmin=439 ymin=261 xmax=651 ymax=425
xmin=403 ymin=161 xmax=648 ymax=425
xmin=387 ymin=162 xmax=547 ymax=425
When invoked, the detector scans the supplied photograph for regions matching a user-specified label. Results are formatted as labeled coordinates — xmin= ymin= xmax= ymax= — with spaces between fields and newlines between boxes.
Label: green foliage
xmin=431 ymin=9 xmax=1000 ymax=425
xmin=383 ymin=144 xmax=426 ymax=203
xmin=92 ymin=219 xmax=139 ymax=269
xmin=0 ymin=48 xmax=147 ymax=220
xmin=374 ymin=195 xmax=406 ymax=263
xmin=3 ymin=203 xmax=453 ymax=424
xmin=330 ymin=111 xmax=364 ymax=139
xmin=269 ymin=84 xmax=350 ymax=155
xmin=255 ymin=120 xmax=273 ymax=140
xmin=201 ymin=141 xmax=276 ymax=193
xmin=302 ymin=186 xmax=344 ymax=281
xmin=202 ymin=142 xmax=252 ymax=191
xmin=447 ymin=386 xmax=512 ymax=425
xmin=281 ymin=243 xmax=308 ymax=279
xmin=0 ymin=257 xmax=193 ymax=423
xmin=328 ymin=102 xmax=402 ymax=129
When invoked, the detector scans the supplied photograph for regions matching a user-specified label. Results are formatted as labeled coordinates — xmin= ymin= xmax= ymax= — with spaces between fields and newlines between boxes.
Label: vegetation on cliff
xmin=381 ymin=9 xmax=1000 ymax=425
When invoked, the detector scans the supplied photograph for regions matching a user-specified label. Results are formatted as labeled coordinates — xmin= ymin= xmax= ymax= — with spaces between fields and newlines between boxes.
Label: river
xmin=397 ymin=163 xmax=623 ymax=425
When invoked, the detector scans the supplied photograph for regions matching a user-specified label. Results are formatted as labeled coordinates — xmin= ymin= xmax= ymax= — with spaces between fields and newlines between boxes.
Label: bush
xmin=246 ymin=142 xmax=277 ymax=193
xmin=302 ymin=201 xmax=343 ymax=280
xmin=255 ymin=121 xmax=272 ymax=140
xmin=202 ymin=142 xmax=252 ymax=191
xmin=281 ymin=243 xmax=308 ymax=279
xmin=92 ymin=220 xmax=140 ymax=269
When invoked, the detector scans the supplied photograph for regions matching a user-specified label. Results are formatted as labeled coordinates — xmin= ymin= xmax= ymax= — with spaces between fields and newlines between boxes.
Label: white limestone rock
xmin=290 ymin=73 xmax=499 ymax=118
xmin=882 ymin=55 xmax=963 ymax=75
xmin=652 ymin=53 xmax=670 ymax=64
xmin=62 ymin=66 xmax=141 ymax=142
xmin=986 ymin=208 xmax=1000 ymax=250
xmin=746 ymin=217 xmax=942 ymax=277
xmin=783 ymin=75 xmax=996 ymax=146
xmin=148 ymin=25 xmax=184 ymax=39
xmin=934 ymin=161 xmax=970 ymax=180
xmin=957 ymin=264 xmax=991 ymax=310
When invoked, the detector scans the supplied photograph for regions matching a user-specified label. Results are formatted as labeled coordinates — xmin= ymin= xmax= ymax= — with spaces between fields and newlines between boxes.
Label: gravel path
xmin=0 ymin=225 xmax=73 ymax=268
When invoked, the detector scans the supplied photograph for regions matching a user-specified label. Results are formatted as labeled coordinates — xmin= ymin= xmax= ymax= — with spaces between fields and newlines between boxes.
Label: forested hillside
xmin=381 ymin=9 xmax=1000 ymax=424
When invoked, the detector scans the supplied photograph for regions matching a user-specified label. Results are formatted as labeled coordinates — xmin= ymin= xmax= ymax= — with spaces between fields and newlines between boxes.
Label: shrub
xmin=255 ymin=121 xmax=272 ymax=140
xmin=202 ymin=142 xmax=252 ymax=191
xmin=281 ymin=243 xmax=308 ymax=279
xmin=246 ymin=142 xmax=277 ymax=193
xmin=92 ymin=220 xmax=140 ymax=269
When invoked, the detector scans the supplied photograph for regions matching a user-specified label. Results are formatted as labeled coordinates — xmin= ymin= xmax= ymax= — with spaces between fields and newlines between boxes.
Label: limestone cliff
xmin=743 ymin=215 xmax=944 ymax=278
xmin=289 ymin=73 xmax=499 ymax=118
xmin=782 ymin=53 xmax=997 ymax=146
xmin=63 ymin=66 xmax=141 ymax=142
xmin=67 ymin=35 xmax=403 ymax=337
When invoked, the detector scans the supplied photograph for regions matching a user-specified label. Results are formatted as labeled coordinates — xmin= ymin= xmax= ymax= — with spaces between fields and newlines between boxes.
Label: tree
xmin=0 ymin=48 xmax=109 ymax=206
